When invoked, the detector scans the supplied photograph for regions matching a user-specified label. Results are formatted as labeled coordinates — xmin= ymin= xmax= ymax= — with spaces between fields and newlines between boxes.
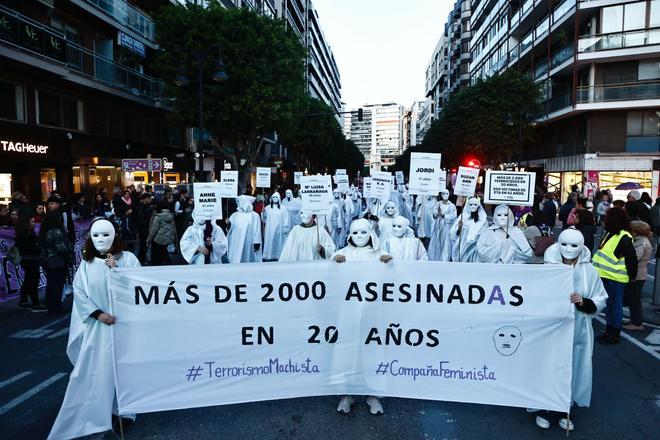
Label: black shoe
xmin=599 ymin=329 xmax=621 ymax=345
xmin=18 ymin=302 xmax=31 ymax=310
xmin=30 ymin=305 xmax=48 ymax=313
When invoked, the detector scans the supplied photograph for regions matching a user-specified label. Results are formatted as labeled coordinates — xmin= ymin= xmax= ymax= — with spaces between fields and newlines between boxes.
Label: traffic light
xmin=357 ymin=108 xmax=363 ymax=122
xmin=466 ymin=158 xmax=481 ymax=168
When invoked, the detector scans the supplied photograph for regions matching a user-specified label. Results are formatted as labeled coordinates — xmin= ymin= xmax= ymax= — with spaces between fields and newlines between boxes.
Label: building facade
xmin=469 ymin=0 xmax=660 ymax=200
xmin=0 ymin=0 xmax=190 ymax=203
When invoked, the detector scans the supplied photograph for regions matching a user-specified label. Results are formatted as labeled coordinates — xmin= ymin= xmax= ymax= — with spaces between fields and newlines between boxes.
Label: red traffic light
xmin=466 ymin=158 xmax=480 ymax=168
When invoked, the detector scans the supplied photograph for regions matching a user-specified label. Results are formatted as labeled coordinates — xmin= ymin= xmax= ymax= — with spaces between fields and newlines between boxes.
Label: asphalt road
xmin=0 ymin=291 xmax=659 ymax=440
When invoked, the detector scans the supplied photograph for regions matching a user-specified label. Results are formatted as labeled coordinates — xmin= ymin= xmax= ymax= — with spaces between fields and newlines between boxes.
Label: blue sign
xmin=117 ymin=31 xmax=146 ymax=57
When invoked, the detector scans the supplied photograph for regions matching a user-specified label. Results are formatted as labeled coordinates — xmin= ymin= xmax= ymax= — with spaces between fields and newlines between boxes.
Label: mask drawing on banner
xmin=391 ymin=216 xmax=412 ymax=238
xmin=270 ymin=193 xmax=281 ymax=207
xmin=558 ymin=228 xmax=584 ymax=261
xmin=236 ymin=195 xmax=256 ymax=213
xmin=348 ymin=218 xmax=376 ymax=248
xmin=440 ymin=189 xmax=450 ymax=201
xmin=493 ymin=205 xmax=510 ymax=229
xmin=493 ymin=326 xmax=522 ymax=356
xmin=300 ymin=210 xmax=313 ymax=225
xmin=285 ymin=189 xmax=293 ymax=201
xmin=90 ymin=219 xmax=116 ymax=254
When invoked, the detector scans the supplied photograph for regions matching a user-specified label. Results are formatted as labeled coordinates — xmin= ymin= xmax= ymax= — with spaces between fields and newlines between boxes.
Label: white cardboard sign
xmin=256 ymin=167 xmax=271 ymax=188
xmin=395 ymin=171 xmax=405 ymax=186
xmin=299 ymin=175 xmax=333 ymax=215
xmin=454 ymin=166 xmax=480 ymax=197
xmin=219 ymin=171 xmax=238 ymax=198
xmin=484 ymin=171 xmax=536 ymax=206
xmin=192 ymin=182 xmax=223 ymax=220
xmin=336 ymin=174 xmax=350 ymax=193
xmin=335 ymin=169 xmax=347 ymax=176
xmin=363 ymin=177 xmax=373 ymax=199
xmin=294 ymin=171 xmax=303 ymax=185
xmin=371 ymin=172 xmax=393 ymax=201
xmin=439 ymin=170 xmax=447 ymax=191
xmin=409 ymin=152 xmax=442 ymax=195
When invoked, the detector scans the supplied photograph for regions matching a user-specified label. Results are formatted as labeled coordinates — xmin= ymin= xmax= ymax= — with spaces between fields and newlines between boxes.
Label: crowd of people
xmin=4 ymin=179 xmax=659 ymax=437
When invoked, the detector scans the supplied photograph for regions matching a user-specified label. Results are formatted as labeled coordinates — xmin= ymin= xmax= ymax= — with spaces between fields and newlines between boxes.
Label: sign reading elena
xmin=110 ymin=262 xmax=574 ymax=415
xmin=1 ymin=140 xmax=49 ymax=155
xmin=484 ymin=171 xmax=536 ymax=206
xmin=219 ymin=171 xmax=239 ymax=198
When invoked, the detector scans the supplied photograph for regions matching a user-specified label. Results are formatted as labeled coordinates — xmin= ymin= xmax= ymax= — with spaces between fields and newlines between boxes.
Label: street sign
xmin=483 ymin=170 xmax=536 ymax=206
xmin=122 ymin=158 xmax=162 ymax=172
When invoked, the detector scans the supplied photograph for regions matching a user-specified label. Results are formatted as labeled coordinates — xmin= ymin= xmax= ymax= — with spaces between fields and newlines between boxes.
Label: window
xmin=602 ymin=2 xmax=648 ymax=33
xmin=651 ymin=1 xmax=660 ymax=27
xmin=0 ymin=81 xmax=25 ymax=121
xmin=623 ymin=1 xmax=646 ymax=31
xmin=627 ymin=110 xmax=660 ymax=136
xmin=639 ymin=59 xmax=660 ymax=80
xmin=37 ymin=91 xmax=84 ymax=129
xmin=602 ymin=5 xmax=623 ymax=33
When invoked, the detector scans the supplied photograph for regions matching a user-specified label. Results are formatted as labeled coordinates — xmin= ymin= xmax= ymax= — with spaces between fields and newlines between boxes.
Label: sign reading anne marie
xmin=110 ymin=262 xmax=574 ymax=415
xmin=484 ymin=171 xmax=536 ymax=206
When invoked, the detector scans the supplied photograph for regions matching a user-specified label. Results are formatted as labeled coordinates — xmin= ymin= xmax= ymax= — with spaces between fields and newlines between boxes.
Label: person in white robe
xmin=329 ymin=189 xmax=345 ymax=249
xmin=384 ymin=215 xmax=428 ymax=261
xmin=282 ymin=189 xmax=302 ymax=229
xmin=333 ymin=218 xmax=392 ymax=415
xmin=428 ymin=189 xmax=457 ymax=261
xmin=279 ymin=210 xmax=335 ymax=262
xmin=377 ymin=200 xmax=399 ymax=243
xmin=416 ymin=195 xmax=437 ymax=246
xmin=477 ymin=204 xmax=533 ymax=264
xmin=528 ymin=228 xmax=607 ymax=431
xmin=399 ymin=185 xmax=415 ymax=227
xmin=179 ymin=210 xmax=228 ymax=264
xmin=49 ymin=219 xmax=140 ymax=440
xmin=343 ymin=191 xmax=354 ymax=239
xmin=450 ymin=197 xmax=488 ymax=262
xmin=227 ymin=195 xmax=262 ymax=263
xmin=261 ymin=193 xmax=290 ymax=261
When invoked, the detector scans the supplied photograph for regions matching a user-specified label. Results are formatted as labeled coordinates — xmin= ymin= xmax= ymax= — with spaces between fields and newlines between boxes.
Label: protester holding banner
xmin=477 ymin=205 xmax=532 ymax=264
xmin=450 ymin=197 xmax=487 ymax=263
xmin=333 ymin=218 xmax=392 ymax=415
xmin=384 ymin=216 xmax=428 ymax=261
xmin=280 ymin=211 xmax=335 ymax=262
xmin=534 ymin=228 xmax=608 ymax=431
xmin=428 ymin=189 xmax=457 ymax=261
xmin=49 ymin=219 xmax=140 ymax=440
xmin=227 ymin=195 xmax=262 ymax=263
xmin=180 ymin=211 xmax=228 ymax=265
xmin=261 ymin=193 xmax=290 ymax=262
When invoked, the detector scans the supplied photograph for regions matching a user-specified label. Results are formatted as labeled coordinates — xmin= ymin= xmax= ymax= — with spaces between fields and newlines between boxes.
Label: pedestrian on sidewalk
xmin=39 ymin=211 xmax=72 ymax=315
xmin=15 ymin=214 xmax=46 ymax=312
xmin=146 ymin=201 xmax=177 ymax=266
xmin=623 ymin=220 xmax=652 ymax=331
xmin=593 ymin=208 xmax=638 ymax=344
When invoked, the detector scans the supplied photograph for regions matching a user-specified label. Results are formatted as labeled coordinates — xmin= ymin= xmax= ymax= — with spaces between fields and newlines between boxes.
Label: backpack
xmin=7 ymin=245 xmax=21 ymax=266
xmin=534 ymin=227 xmax=555 ymax=257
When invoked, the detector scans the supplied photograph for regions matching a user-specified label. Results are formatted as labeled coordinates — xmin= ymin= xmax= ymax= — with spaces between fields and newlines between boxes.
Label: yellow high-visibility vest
xmin=592 ymin=230 xmax=632 ymax=283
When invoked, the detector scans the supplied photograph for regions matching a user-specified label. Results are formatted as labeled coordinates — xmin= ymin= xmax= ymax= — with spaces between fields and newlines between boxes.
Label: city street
xmin=1 ymin=283 xmax=658 ymax=440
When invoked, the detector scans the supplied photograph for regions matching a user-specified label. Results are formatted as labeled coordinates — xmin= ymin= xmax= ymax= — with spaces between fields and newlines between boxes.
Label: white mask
xmin=440 ymin=190 xmax=450 ymax=201
xmin=300 ymin=211 xmax=313 ymax=225
xmin=558 ymin=228 xmax=584 ymax=261
xmin=467 ymin=198 xmax=480 ymax=213
xmin=349 ymin=219 xmax=372 ymax=247
xmin=391 ymin=216 xmax=409 ymax=238
xmin=385 ymin=202 xmax=396 ymax=217
xmin=333 ymin=189 xmax=341 ymax=199
xmin=285 ymin=189 xmax=293 ymax=200
xmin=493 ymin=205 xmax=510 ymax=229
xmin=90 ymin=220 xmax=115 ymax=254
xmin=270 ymin=193 xmax=281 ymax=205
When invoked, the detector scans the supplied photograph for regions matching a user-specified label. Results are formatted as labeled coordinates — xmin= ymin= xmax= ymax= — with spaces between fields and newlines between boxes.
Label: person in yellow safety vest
xmin=592 ymin=207 xmax=638 ymax=345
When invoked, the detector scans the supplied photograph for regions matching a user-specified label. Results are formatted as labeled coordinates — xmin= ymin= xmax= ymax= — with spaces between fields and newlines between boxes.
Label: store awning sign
xmin=122 ymin=159 xmax=162 ymax=172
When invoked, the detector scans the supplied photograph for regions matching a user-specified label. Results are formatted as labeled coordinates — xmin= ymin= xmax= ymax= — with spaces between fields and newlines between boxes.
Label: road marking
xmin=46 ymin=328 xmax=69 ymax=339
xmin=645 ymin=329 xmax=660 ymax=345
xmin=0 ymin=373 xmax=67 ymax=416
xmin=9 ymin=316 xmax=69 ymax=339
xmin=595 ymin=316 xmax=660 ymax=361
xmin=0 ymin=372 xmax=32 ymax=389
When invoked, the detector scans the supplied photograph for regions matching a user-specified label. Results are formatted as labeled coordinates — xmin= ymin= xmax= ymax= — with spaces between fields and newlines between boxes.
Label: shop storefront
xmin=543 ymin=153 xmax=659 ymax=203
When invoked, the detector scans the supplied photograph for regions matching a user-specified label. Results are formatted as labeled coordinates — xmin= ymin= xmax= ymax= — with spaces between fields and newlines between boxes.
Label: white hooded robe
xmin=450 ymin=203 xmax=488 ymax=263
xmin=180 ymin=220 xmax=228 ymax=265
xmin=477 ymin=208 xmax=532 ymax=264
xmin=48 ymin=251 xmax=140 ymax=440
xmin=279 ymin=224 xmax=335 ymax=262
xmin=428 ymin=201 xmax=457 ymax=261
xmin=282 ymin=196 xmax=302 ymax=228
xmin=261 ymin=201 xmax=290 ymax=261
xmin=227 ymin=196 xmax=263 ymax=263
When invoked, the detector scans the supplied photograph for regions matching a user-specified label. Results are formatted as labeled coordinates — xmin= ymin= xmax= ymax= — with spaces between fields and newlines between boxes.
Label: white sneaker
xmin=366 ymin=396 xmax=383 ymax=415
xmin=336 ymin=396 xmax=354 ymax=414
xmin=559 ymin=418 xmax=574 ymax=431
xmin=535 ymin=415 xmax=550 ymax=429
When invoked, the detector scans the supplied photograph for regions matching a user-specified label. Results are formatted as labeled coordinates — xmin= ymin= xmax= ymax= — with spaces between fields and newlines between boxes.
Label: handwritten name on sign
xmin=111 ymin=262 xmax=574 ymax=415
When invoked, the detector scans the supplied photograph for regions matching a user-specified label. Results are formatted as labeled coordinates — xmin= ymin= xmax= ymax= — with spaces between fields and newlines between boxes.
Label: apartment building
xmin=0 ymin=0 xmax=190 ymax=202
xmin=469 ymin=0 xmax=659 ymax=199
xmin=343 ymin=108 xmax=374 ymax=166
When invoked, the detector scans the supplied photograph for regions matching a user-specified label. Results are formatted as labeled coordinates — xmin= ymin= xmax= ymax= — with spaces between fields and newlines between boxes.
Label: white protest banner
xmin=299 ymin=174 xmax=333 ymax=215
xmin=219 ymin=171 xmax=239 ymax=198
xmin=363 ymin=177 xmax=373 ymax=198
xmin=454 ymin=166 xmax=480 ymax=197
xmin=409 ymin=152 xmax=442 ymax=195
xmin=439 ymin=170 xmax=447 ymax=190
xmin=335 ymin=169 xmax=347 ymax=176
xmin=484 ymin=171 xmax=536 ymax=206
xmin=336 ymin=174 xmax=350 ymax=193
xmin=192 ymin=183 xmax=223 ymax=220
xmin=111 ymin=262 xmax=574 ymax=415
xmin=395 ymin=171 xmax=405 ymax=186
xmin=294 ymin=172 xmax=303 ymax=185
xmin=256 ymin=167 xmax=271 ymax=188
xmin=371 ymin=172 xmax=393 ymax=201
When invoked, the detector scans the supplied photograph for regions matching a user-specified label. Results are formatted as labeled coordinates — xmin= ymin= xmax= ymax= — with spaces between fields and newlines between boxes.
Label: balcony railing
xmin=577 ymin=81 xmax=660 ymax=103
xmin=0 ymin=5 xmax=164 ymax=101
xmin=82 ymin=0 xmax=154 ymax=41
xmin=578 ymin=27 xmax=660 ymax=53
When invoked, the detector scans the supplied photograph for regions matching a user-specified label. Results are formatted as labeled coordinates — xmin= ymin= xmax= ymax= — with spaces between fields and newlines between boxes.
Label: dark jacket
xmin=626 ymin=200 xmax=652 ymax=226
xmin=542 ymin=200 xmax=557 ymax=228
xmin=134 ymin=202 xmax=154 ymax=235
xmin=147 ymin=210 xmax=177 ymax=246
xmin=39 ymin=227 xmax=71 ymax=267
xmin=558 ymin=201 xmax=575 ymax=229
xmin=15 ymin=229 xmax=39 ymax=261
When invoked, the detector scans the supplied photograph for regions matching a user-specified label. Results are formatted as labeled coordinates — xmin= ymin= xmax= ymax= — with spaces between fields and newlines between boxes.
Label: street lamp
xmin=173 ymin=54 xmax=229 ymax=182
